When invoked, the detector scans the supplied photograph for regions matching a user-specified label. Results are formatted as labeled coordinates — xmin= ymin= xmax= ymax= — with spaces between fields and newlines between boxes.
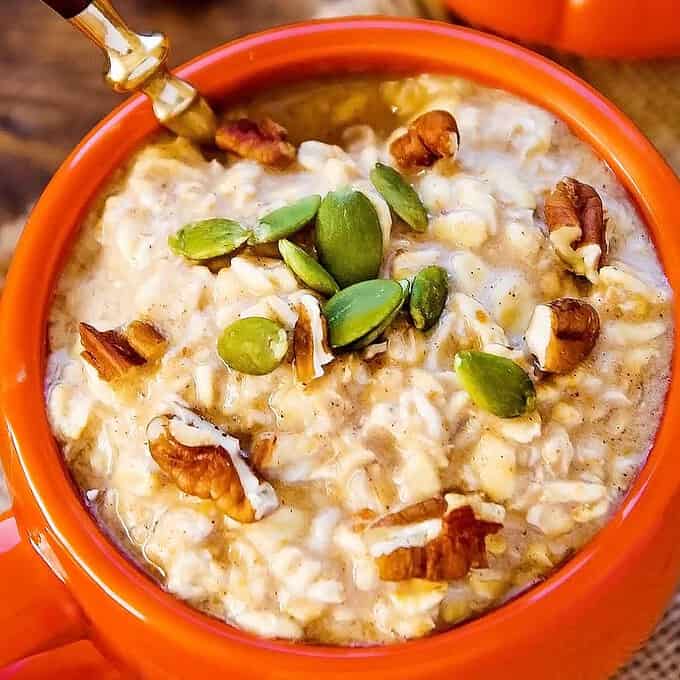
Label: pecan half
xmin=390 ymin=110 xmax=460 ymax=171
xmin=79 ymin=321 xmax=166 ymax=382
xmin=216 ymin=117 xmax=296 ymax=168
xmin=545 ymin=177 xmax=607 ymax=282
xmin=293 ymin=294 xmax=334 ymax=384
xmin=147 ymin=405 xmax=278 ymax=523
xmin=375 ymin=505 xmax=501 ymax=582
xmin=525 ymin=298 xmax=600 ymax=374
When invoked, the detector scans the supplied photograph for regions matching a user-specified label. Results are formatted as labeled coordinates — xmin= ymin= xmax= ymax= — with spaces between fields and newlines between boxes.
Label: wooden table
xmin=0 ymin=0 xmax=314 ymax=223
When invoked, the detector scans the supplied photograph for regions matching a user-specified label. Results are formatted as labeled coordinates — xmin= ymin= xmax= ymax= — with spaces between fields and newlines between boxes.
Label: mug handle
xmin=0 ymin=506 xmax=87 ymax=666
xmin=0 ymin=397 xmax=91 ymax=668
xmin=0 ymin=640 xmax=124 ymax=680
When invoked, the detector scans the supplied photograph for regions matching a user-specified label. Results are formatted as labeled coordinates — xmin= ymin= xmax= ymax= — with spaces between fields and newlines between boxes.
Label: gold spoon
xmin=41 ymin=0 xmax=217 ymax=144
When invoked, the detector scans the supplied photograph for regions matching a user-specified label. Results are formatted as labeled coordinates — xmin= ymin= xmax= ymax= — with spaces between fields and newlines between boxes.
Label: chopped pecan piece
xmin=373 ymin=497 xmax=447 ymax=528
xmin=247 ymin=242 xmax=282 ymax=259
xmin=249 ymin=431 xmax=277 ymax=472
xmin=390 ymin=110 xmax=460 ymax=171
xmin=216 ymin=117 xmax=296 ymax=168
xmin=293 ymin=294 xmax=334 ymax=384
xmin=525 ymin=297 xmax=600 ymax=374
xmin=79 ymin=321 xmax=166 ymax=382
xmin=124 ymin=320 xmax=168 ymax=361
xmin=352 ymin=508 xmax=379 ymax=531
xmin=79 ymin=323 xmax=146 ymax=381
xmin=545 ymin=177 xmax=607 ymax=282
xmin=375 ymin=506 xmax=501 ymax=581
xmin=147 ymin=406 xmax=278 ymax=523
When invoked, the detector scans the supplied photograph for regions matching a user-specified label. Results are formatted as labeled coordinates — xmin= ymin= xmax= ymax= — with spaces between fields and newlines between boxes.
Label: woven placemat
xmin=1 ymin=2 xmax=679 ymax=677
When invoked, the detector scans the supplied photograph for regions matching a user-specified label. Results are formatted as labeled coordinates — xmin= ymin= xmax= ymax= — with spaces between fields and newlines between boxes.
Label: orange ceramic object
xmin=1 ymin=18 xmax=680 ymax=680
xmin=446 ymin=0 xmax=680 ymax=57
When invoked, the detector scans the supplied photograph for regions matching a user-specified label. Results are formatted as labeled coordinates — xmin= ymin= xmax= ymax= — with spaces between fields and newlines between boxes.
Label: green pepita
xmin=323 ymin=279 xmax=403 ymax=348
xmin=454 ymin=350 xmax=536 ymax=418
xmin=398 ymin=278 xmax=411 ymax=300
xmin=278 ymin=239 xmax=339 ymax=297
xmin=250 ymin=195 xmax=321 ymax=244
xmin=316 ymin=188 xmax=383 ymax=288
xmin=351 ymin=280 xmax=409 ymax=349
xmin=409 ymin=265 xmax=448 ymax=330
xmin=370 ymin=162 xmax=428 ymax=232
xmin=217 ymin=317 xmax=288 ymax=375
xmin=169 ymin=218 xmax=250 ymax=260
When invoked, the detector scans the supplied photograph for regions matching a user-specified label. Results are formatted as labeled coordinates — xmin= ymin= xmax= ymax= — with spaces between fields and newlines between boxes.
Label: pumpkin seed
xmin=351 ymin=281 xmax=408 ymax=349
xmin=398 ymin=278 xmax=411 ymax=300
xmin=316 ymin=188 xmax=383 ymax=288
xmin=278 ymin=239 xmax=339 ymax=297
xmin=250 ymin=195 xmax=321 ymax=244
xmin=454 ymin=350 xmax=536 ymax=418
xmin=409 ymin=265 xmax=448 ymax=330
xmin=217 ymin=317 xmax=288 ymax=375
xmin=169 ymin=218 xmax=250 ymax=260
xmin=323 ymin=279 xmax=403 ymax=348
xmin=370 ymin=162 xmax=428 ymax=232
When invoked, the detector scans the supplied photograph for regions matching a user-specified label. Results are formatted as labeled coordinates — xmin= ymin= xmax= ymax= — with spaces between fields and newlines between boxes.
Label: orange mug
xmin=2 ymin=19 xmax=680 ymax=679
xmin=446 ymin=0 xmax=680 ymax=57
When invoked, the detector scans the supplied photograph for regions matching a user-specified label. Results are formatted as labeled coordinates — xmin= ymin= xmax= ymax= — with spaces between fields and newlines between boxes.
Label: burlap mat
xmin=1 ymin=2 xmax=679 ymax=676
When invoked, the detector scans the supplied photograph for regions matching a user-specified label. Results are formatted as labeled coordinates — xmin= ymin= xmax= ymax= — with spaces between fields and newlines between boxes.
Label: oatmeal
xmin=46 ymin=75 xmax=672 ymax=645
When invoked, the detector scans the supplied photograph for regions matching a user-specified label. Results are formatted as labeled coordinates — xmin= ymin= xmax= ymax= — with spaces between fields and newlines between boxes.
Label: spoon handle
xmin=40 ymin=0 xmax=217 ymax=143
xmin=41 ymin=0 xmax=91 ymax=18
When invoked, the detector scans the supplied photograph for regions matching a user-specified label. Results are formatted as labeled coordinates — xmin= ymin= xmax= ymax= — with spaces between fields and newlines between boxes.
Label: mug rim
xmin=2 ymin=17 xmax=679 ymax=667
